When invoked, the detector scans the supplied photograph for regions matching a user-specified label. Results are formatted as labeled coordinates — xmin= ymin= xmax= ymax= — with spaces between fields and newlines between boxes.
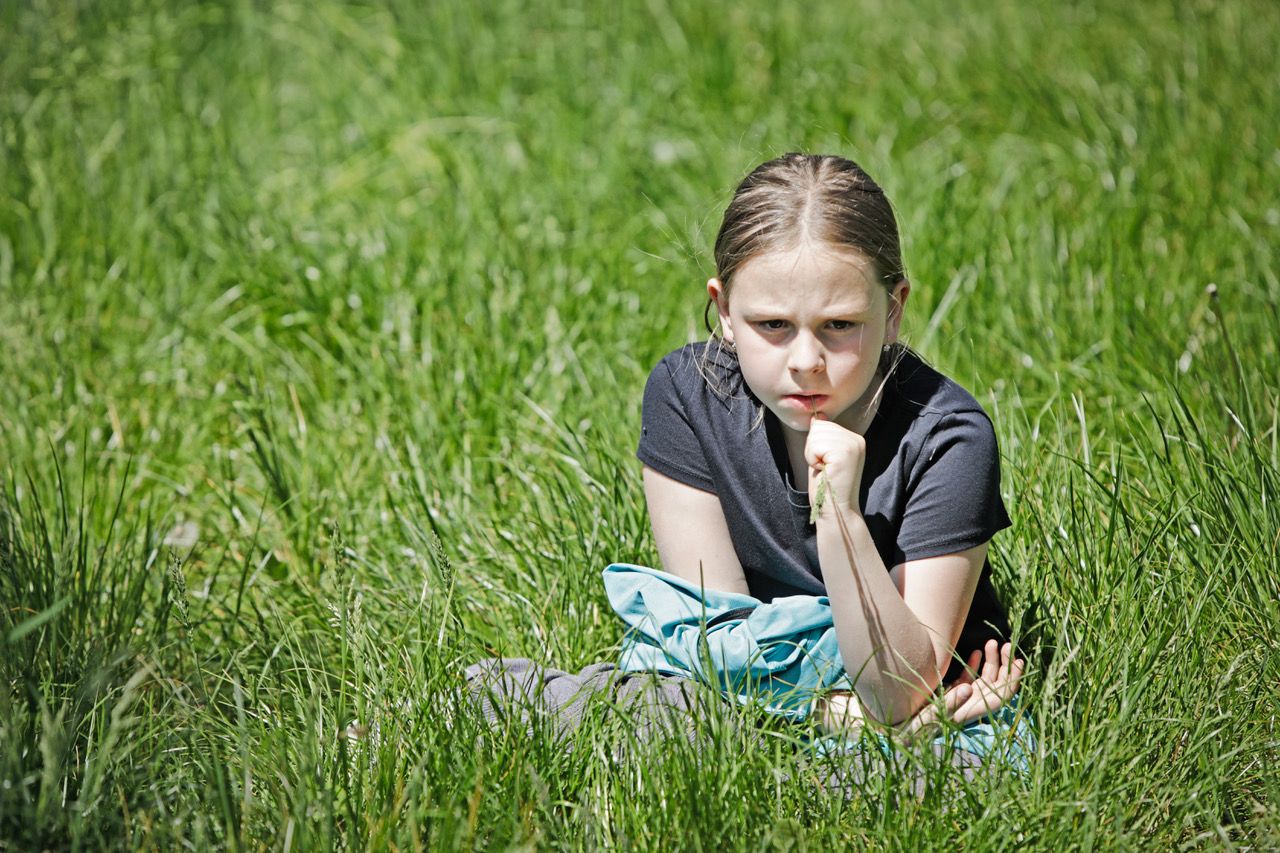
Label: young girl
xmin=467 ymin=152 xmax=1026 ymax=755
xmin=637 ymin=152 xmax=1023 ymax=732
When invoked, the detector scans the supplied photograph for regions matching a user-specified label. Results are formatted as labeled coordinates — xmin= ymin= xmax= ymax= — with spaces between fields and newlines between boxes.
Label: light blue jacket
xmin=603 ymin=562 xmax=852 ymax=719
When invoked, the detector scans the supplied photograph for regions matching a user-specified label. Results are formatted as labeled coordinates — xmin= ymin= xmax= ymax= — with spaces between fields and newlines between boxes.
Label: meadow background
xmin=2 ymin=0 xmax=1278 ymax=848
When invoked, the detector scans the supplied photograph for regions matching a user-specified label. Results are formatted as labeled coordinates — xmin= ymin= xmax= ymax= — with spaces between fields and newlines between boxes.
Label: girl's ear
xmin=707 ymin=278 xmax=734 ymax=343
xmin=885 ymin=279 xmax=911 ymax=344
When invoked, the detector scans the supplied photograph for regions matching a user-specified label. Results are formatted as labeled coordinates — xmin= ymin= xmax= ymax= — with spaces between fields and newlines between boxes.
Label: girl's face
xmin=709 ymin=243 xmax=910 ymax=436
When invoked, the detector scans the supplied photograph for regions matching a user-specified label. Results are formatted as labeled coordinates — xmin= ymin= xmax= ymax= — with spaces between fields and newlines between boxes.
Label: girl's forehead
xmin=731 ymin=244 xmax=883 ymax=309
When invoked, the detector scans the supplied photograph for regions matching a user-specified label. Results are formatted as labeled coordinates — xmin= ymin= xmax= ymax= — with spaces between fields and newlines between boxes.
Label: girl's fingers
xmin=904 ymin=703 xmax=937 ymax=737
xmin=943 ymin=682 xmax=972 ymax=715
xmin=951 ymin=689 xmax=997 ymax=725
xmin=955 ymin=648 xmax=981 ymax=685
xmin=1003 ymin=655 xmax=1025 ymax=697
xmin=981 ymin=638 xmax=999 ymax=683
xmin=944 ymin=640 xmax=1027 ymax=726
xmin=906 ymin=684 xmax=970 ymax=739
xmin=990 ymin=643 xmax=1024 ymax=696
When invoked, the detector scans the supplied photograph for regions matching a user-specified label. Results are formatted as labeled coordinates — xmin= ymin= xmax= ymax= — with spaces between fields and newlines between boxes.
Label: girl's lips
xmin=781 ymin=394 xmax=829 ymax=411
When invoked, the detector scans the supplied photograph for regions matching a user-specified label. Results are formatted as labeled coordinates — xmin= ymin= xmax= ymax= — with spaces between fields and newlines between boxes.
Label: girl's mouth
xmin=781 ymin=394 xmax=829 ymax=412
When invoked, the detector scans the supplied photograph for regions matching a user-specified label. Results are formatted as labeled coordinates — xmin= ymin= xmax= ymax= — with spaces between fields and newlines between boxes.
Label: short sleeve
xmin=636 ymin=359 xmax=716 ymax=493
xmin=895 ymin=411 xmax=1012 ymax=563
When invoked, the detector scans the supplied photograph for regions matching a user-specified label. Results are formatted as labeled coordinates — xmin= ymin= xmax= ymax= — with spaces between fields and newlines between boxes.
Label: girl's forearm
xmin=816 ymin=503 xmax=941 ymax=724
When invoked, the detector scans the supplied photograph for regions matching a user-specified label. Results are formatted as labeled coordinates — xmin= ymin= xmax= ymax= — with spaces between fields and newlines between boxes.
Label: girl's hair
xmin=711 ymin=153 xmax=906 ymax=297
xmin=702 ymin=153 xmax=912 ymax=400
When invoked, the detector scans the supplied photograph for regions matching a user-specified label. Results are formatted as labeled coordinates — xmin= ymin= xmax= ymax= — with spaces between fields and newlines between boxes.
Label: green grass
xmin=2 ymin=0 xmax=1279 ymax=847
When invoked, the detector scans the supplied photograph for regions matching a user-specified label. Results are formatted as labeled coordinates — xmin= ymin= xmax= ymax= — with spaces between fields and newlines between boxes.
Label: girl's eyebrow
xmin=743 ymin=303 xmax=871 ymax=317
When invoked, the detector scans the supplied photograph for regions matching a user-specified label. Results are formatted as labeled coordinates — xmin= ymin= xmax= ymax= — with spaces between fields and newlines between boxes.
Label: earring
xmin=882 ymin=344 xmax=891 ymax=354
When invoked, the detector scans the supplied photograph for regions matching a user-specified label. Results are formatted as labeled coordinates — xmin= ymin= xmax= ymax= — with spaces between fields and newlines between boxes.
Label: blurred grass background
xmin=1 ymin=0 xmax=1278 ymax=848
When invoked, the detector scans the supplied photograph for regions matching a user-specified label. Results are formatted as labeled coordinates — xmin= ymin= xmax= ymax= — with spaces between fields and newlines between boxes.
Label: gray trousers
xmin=464 ymin=657 xmax=705 ymax=745
xmin=463 ymin=658 xmax=990 ymax=796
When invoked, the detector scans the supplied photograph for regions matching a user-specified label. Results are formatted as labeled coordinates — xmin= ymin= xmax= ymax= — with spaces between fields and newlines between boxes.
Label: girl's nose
xmin=787 ymin=334 xmax=825 ymax=374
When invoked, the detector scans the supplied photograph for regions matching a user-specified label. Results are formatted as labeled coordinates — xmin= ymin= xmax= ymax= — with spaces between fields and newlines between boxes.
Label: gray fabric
xmin=463 ymin=657 xmax=995 ymax=795
xmin=464 ymin=657 xmax=705 ymax=745
xmin=636 ymin=342 xmax=1011 ymax=678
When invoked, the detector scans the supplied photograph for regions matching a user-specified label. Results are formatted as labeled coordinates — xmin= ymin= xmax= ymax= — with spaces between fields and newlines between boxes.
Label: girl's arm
xmin=817 ymin=639 xmax=1024 ymax=736
xmin=818 ymin=511 xmax=985 ymax=724
xmin=807 ymin=417 xmax=984 ymax=725
xmin=645 ymin=452 xmax=989 ymax=726
xmin=642 ymin=465 xmax=750 ymax=595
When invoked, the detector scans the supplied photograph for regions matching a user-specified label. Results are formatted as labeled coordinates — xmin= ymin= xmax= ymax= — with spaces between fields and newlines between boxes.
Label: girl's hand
xmin=947 ymin=639 xmax=1025 ymax=724
xmin=905 ymin=640 xmax=1025 ymax=739
xmin=805 ymin=414 xmax=867 ymax=517
xmin=818 ymin=640 xmax=1025 ymax=739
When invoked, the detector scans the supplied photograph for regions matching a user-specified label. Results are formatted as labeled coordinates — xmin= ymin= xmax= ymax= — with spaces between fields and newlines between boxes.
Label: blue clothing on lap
xmin=605 ymin=562 xmax=850 ymax=719
xmin=604 ymin=563 xmax=1035 ymax=771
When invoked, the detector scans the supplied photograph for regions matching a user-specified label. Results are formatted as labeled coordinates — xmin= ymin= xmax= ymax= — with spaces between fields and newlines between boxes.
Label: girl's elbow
xmin=853 ymin=660 xmax=944 ymax=725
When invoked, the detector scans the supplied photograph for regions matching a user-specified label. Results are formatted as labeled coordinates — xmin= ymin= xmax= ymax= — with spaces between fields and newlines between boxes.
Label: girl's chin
xmin=770 ymin=401 xmax=863 ymax=433
xmin=770 ymin=407 xmax=818 ymax=432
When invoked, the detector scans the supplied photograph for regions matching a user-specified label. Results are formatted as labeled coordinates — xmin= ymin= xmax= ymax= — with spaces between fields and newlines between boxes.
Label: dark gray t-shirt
xmin=637 ymin=342 xmax=1011 ymax=675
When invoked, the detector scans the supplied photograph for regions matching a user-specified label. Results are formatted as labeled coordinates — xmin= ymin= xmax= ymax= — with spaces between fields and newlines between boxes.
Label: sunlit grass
xmin=2 ymin=0 xmax=1278 ymax=847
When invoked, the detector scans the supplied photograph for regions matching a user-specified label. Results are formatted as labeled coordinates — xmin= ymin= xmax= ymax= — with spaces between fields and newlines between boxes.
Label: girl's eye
xmin=759 ymin=320 xmax=789 ymax=331
xmin=827 ymin=320 xmax=859 ymax=331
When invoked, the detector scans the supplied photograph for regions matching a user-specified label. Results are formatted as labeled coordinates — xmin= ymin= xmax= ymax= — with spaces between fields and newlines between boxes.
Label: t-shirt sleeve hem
xmin=636 ymin=448 xmax=717 ymax=494
xmin=894 ymin=527 xmax=1009 ymax=566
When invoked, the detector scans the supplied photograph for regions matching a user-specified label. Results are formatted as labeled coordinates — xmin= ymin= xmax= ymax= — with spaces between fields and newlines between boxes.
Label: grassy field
xmin=2 ymin=0 xmax=1279 ymax=847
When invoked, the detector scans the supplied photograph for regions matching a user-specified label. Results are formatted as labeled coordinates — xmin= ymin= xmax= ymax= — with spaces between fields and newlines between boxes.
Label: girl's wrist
xmin=814 ymin=496 xmax=863 ymax=522
xmin=809 ymin=469 xmax=862 ymax=522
